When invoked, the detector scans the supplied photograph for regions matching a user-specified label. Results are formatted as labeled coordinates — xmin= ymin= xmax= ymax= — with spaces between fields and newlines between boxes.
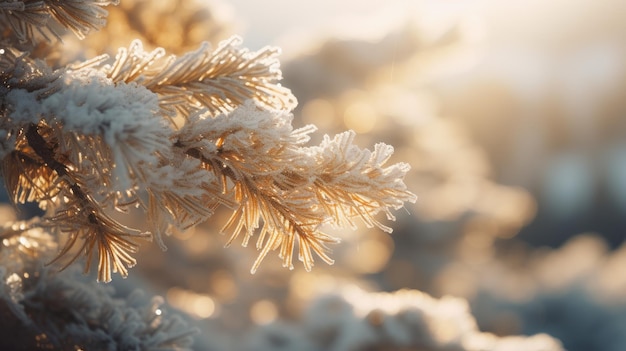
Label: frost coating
xmin=40 ymin=70 xmax=162 ymax=145
xmin=7 ymin=69 xmax=169 ymax=190
xmin=8 ymin=69 xmax=163 ymax=147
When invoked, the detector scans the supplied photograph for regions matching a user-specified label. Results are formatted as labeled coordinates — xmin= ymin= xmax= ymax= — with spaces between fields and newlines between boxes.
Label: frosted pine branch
xmin=1 ymin=32 xmax=415 ymax=280
xmin=81 ymin=37 xmax=297 ymax=119
xmin=0 ymin=47 xmax=62 ymax=101
xmin=175 ymin=101 xmax=416 ymax=272
xmin=304 ymin=131 xmax=415 ymax=232
xmin=0 ymin=0 xmax=117 ymax=43
xmin=0 ymin=263 xmax=197 ymax=350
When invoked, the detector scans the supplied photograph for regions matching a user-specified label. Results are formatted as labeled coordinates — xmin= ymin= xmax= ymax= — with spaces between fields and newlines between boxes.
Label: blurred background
xmin=7 ymin=0 xmax=626 ymax=350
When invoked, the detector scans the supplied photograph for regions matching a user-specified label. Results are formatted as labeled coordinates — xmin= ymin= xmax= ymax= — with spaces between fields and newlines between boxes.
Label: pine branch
xmin=305 ymin=131 xmax=416 ymax=232
xmin=0 ymin=0 xmax=117 ymax=43
xmin=140 ymin=158 xmax=231 ymax=250
xmin=1 ymin=25 xmax=415 ymax=279
xmin=81 ymin=37 xmax=297 ymax=120
xmin=17 ymin=122 xmax=148 ymax=282
xmin=175 ymin=101 xmax=415 ymax=273
xmin=0 ymin=266 xmax=197 ymax=350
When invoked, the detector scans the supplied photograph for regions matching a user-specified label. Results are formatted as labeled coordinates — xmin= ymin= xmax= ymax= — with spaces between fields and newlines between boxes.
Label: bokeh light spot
xmin=192 ymin=295 xmax=216 ymax=319
xmin=343 ymin=101 xmax=377 ymax=133
xmin=345 ymin=232 xmax=394 ymax=274
xmin=167 ymin=287 xmax=218 ymax=319
xmin=210 ymin=270 xmax=238 ymax=302
xmin=301 ymin=98 xmax=335 ymax=129
xmin=250 ymin=300 xmax=278 ymax=325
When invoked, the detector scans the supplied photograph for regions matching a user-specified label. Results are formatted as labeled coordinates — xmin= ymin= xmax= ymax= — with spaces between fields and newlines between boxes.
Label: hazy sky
xmin=225 ymin=0 xmax=449 ymax=50
xmin=226 ymin=0 xmax=626 ymax=52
